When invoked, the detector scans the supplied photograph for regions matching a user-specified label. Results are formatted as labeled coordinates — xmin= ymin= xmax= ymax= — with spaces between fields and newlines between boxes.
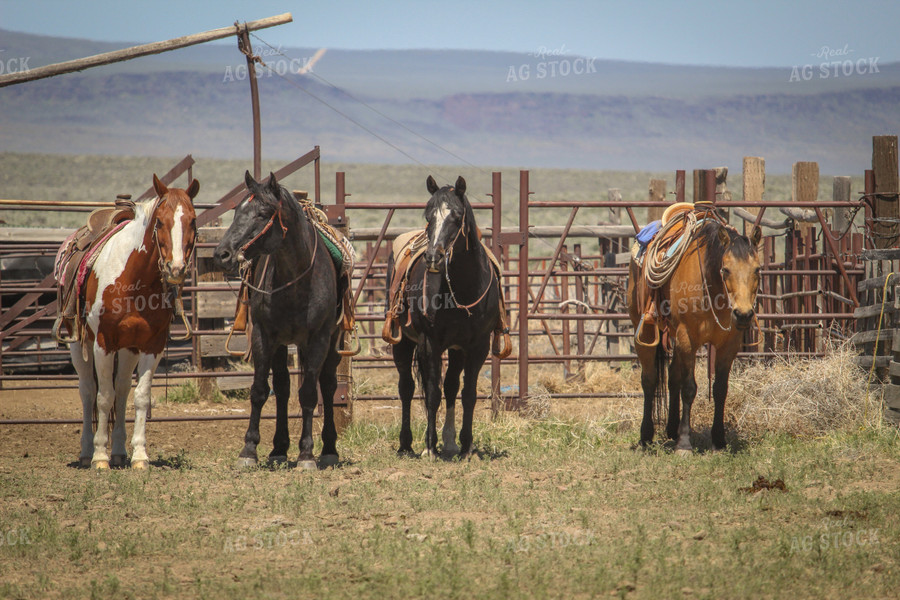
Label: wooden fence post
xmin=648 ymin=179 xmax=667 ymax=223
xmin=742 ymin=157 xmax=765 ymax=235
xmin=872 ymin=135 xmax=899 ymax=249
xmin=792 ymin=162 xmax=819 ymax=238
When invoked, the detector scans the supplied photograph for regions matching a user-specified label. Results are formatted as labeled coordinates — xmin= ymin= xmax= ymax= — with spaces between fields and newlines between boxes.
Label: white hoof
xmin=675 ymin=448 xmax=693 ymax=457
xmin=234 ymin=456 xmax=258 ymax=470
xmin=319 ymin=454 xmax=340 ymax=468
xmin=131 ymin=460 xmax=149 ymax=471
xmin=93 ymin=460 xmax=110 ymax=470
xmin=421 ymin=448 xmax=438 ymax=460
xmin=296 ymin=460 xmax=317 ymax=471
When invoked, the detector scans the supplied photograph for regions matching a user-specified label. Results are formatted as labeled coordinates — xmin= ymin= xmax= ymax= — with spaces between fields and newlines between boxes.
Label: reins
xmin=241 ymin=229 xmax=319 ymax=295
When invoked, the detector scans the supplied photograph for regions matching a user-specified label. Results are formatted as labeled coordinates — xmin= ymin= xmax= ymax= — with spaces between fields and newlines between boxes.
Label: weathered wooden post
xmin=742 ymin=157 xmax=765 ymax=235
xmin=648 ymin=179 xmax=667 ymax=223
xmin=872 ymin=136 xmax=899 ymax=249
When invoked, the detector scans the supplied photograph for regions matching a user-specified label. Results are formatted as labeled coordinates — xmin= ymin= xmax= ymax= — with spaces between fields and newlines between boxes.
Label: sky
xmin=1 ymin=0 xmax=899 ymax=67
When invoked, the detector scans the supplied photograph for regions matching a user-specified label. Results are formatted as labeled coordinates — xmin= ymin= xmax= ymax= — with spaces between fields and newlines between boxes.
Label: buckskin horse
xmin=213 ymin=171 xmax=344 ymax=470
xmin=386 ymin=176 xmax=507 ymax=459
xmin=627 ymin=211 xmax=762 ymax=453
xmin=61 ymin=175 xmax=199 ymax=469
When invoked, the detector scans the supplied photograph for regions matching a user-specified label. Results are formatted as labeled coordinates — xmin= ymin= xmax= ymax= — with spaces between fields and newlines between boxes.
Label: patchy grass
xmin=1 ymin=417 xmax=899 ymax=599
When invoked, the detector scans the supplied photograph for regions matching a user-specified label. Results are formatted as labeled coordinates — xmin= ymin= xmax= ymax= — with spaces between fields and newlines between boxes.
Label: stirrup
xmin=168 ymin=293 xmax=192 ymax=341
xmin=381 ymin=314 xmax=402 ymax=345
xmin=338 ymin=326 xmax=361 ymax=357
xmin=491 ymin=327 xmax=512 ymax=359
xmin=634 ymin=313 xmax=661 ymax=347
xmin=52 ymin=315 xmax=79 ymax=344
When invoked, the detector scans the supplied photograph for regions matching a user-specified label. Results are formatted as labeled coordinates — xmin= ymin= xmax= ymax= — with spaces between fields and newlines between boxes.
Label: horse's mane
xmin=698 ymin=220 xmax=753 ymax=280
xmin=133 ymin=198 xmax=158 ymax=228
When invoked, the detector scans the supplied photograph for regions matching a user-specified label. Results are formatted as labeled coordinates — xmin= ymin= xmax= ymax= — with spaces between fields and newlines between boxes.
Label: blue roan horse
xmin=214 ymin=171 xmax=343 ymax=470
xmin=390 ymin=176 xmax=502 ymax=458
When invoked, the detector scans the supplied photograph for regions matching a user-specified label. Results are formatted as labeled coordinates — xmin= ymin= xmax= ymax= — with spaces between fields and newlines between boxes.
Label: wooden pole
xmin=833 ymin=176 xmax=852 ymax=234
xmin=237 ymin=25 xmax=263 ymax=180
xmin=872 ymin=136 xmax=899 ymax=249
xmin=742 ymin=157 xmax=765 ymax=235
xmin=0 ymin=13 xmax=293 ymax=88
xmin=792 ymin=162 xmax=819 ymax=238
xmin=647 ymin=179 xmax=667 ymax=223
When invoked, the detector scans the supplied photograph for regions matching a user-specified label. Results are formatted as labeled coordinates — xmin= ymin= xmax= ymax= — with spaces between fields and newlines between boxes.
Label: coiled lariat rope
xmin=644 ymin=210 xmax=700 ymax=289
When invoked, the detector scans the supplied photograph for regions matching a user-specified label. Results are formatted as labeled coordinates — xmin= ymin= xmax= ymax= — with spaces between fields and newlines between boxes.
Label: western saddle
xmin=382 ymin=229 xmax=512 ymax=359
xmin=52 ymin=195 xmax=136 ymax=343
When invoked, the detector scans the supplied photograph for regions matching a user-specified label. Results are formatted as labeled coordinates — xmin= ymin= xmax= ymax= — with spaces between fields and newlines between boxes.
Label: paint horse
xmin=627 ymin=211 xmax=762 ymax=453
xmin=213 ymin=171 xmax=344 ymax=470
xmin=62 ymin=175 xmax=199 ymax=469
xmin=386 ymin=176 xmax=506 ymax=458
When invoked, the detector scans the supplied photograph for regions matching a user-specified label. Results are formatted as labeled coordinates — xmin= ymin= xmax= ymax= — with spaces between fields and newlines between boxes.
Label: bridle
xmin=238 ymin=192 xmax=319 ymax=296
xmin=239 ymin=193 xmax=288 ymax=254
xmin=423 ymin=193 xmax=494 ymax=316
xmin=150 ymin=193 xmax=196 ymax=341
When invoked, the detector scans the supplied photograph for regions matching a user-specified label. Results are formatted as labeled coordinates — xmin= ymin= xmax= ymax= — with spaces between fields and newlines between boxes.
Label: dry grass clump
xmin=533 ymin=361 xmax=640 ymax=396
xmin=521 ymin=385 xmax=552 ymax=420
xmin=727 ymin=342 xmax=876 ymax=436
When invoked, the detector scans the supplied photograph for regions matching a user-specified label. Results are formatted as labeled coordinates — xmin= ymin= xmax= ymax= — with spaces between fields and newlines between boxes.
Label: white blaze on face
xmin=170 ymin=205 xmax=185 ymax=270
xmin=432 ymin=201 xmax=451 ymax=248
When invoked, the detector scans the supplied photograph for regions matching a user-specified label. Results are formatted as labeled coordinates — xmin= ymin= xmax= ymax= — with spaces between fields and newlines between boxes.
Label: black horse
xmin=214 ymin=171 xmax=342 ymax=470
xmin=391 ymin=176 xmax=501 ymax=458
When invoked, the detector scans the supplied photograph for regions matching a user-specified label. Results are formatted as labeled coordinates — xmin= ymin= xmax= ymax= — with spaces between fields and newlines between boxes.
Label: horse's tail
xmin=654 ymin=342 xmax=668 ymax=428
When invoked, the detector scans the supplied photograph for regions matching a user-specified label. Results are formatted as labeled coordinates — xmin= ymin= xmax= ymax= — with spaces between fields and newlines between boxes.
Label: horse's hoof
xmin=93 ymin=460 xmax=110 ymax=470
xmin=397 ymin=447 xmax=416 ymax=458
xmin=674 ymin=448 xmax=692 ymax=457
xmin=296 ymin=460 xmax=317 ymax=471
xmin=110 ymin=455 xmax=127 ymax=468
xmin=234 ymin=456 xmax=258 ymax=470
xmin=131 ymin=460 xmax=149 ymax=471
xmin=79 ymin=457 xmax=92 ymax=468
xmin=421 ymin=448 xmax=438 ymax=460
xmin=442 ymin=445 xmax=461 ymax=459
xmin=319 ymin=454 xmax=340 ymax=468
xmin=268 ymin=455 xmax=288 ymax=466
xmin=459 ymin=451 xmax=480 ymax=462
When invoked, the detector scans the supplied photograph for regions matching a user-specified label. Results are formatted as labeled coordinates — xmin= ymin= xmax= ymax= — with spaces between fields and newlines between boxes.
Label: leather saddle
xmin=381 ymin=230 xmax=511 ymax=359
xmin=52 ymin=195 xmax=136 ymax=343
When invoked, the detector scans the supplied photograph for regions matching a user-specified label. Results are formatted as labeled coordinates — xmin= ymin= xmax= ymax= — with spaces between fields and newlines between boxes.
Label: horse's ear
xmin=267 ymin=172 xmax=279 ymax=193
xmin=717 ymin=226 xmax=731 ymax=249
xmin=750 ymin=225 xmax=762 ymax=248
xmin=455 ymin=176 xmax=467 ymax=197
xmin=426 ymin=175 xmax=439 ymax=195
xmin=244 ymin=170 xmax=257 ymax=192
xmin=152 ymin=174 xmax=168 ymax=198
xmin=186 ymin=179 xmax=200 ymax=201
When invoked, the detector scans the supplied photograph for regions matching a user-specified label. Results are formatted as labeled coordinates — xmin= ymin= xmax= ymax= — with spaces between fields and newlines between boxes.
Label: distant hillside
xmin=1 ymin=28 xmax=898 ymax=173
